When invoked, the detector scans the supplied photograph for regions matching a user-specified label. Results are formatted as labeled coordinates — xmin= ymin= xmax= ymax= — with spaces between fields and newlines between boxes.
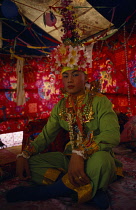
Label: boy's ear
xmin=85 ymin=74 xmax=88 ymax=83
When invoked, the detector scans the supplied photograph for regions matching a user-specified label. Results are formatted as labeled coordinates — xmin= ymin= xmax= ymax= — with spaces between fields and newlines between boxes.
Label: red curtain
xmin=91 ymin=30 xmax=136 ymax=116
xmin=0 ymin=28 xmax=136 ymax=134
xmin=0 ymin=56 xmax=62 ymax=134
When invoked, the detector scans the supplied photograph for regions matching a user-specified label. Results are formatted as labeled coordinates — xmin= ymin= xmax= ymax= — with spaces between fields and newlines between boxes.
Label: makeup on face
xmin=62 ymin=70 xmax=87 ymax=96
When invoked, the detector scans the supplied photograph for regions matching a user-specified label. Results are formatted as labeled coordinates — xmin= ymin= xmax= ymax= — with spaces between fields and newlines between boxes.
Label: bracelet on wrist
xmin=16 ymin=152 xmax=30 ymax=159
xmin=72 ymin=150 xmax=86 ymax=159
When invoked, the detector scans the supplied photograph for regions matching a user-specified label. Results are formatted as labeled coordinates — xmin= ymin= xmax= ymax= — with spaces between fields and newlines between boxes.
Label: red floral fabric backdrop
xmin=91 ymin=30 xmax=136 ymax=116
xmin=0 ymin=29 xmax=136 ymax=134
xmin=0 ymin=56 xmax=61 ymax=134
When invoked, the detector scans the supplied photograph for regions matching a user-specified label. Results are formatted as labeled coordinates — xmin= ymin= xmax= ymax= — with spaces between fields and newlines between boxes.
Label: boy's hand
xmin=16 ymin=156 xmax=31 ymax=180
xmin=68 ymin=153 xmax=90 ymax=187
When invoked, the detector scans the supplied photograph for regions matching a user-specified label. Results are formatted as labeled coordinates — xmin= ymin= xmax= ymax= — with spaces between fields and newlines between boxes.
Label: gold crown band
xmin=61 ymin=66 xmax=78 ymax=74
xmin=61 ymin=66 xmax=87 ymax=74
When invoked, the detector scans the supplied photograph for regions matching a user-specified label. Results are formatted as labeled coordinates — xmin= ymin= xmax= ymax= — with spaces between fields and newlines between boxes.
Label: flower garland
xmin=48 ymin=43 xmax=92 ymax=74
xmin=60 ymin=0 xmax=80 ymax=45
xmin=47 ymin=0 xmax=93 ymax=75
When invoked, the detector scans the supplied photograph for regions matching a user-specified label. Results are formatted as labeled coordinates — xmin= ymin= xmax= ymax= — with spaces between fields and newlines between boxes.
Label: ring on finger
xmin=78 ymin=176 xmax=82 ymax=180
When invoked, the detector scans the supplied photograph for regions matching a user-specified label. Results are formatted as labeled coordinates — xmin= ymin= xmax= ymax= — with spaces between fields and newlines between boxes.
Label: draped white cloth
xmin=85 ymin=43 xmax=94 ymax=68
xmin=16 ymin=58 xmax=26 ymax=105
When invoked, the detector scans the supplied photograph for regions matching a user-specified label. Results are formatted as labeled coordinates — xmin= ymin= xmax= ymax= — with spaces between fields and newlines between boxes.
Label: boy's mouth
xmin=68 ymin=85 xmax=75 ymax=89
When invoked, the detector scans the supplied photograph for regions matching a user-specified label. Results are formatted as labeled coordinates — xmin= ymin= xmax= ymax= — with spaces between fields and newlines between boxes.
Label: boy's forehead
xmin=62 ymin=70 xmax=80 ymax=74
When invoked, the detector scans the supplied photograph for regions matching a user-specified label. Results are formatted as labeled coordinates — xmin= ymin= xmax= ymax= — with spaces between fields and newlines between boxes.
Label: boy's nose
xmin=68 ymin=75 xmax=73 ymax=82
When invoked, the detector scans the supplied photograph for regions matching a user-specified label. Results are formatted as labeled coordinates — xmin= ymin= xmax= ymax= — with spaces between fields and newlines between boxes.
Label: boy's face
xmin=62 ymin=70 xmax=88 ymax=96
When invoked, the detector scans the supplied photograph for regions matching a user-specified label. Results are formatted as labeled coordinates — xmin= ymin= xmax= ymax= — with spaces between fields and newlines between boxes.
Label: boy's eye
xmin=73 ymin=73 xmax=79 ymax=77
xmin=62 ymin=75 xmax=68 ymax=78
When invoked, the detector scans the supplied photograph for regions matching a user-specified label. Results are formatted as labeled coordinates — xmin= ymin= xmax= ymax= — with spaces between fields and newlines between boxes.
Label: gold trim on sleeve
xmin=23 ymin=144 xmax=37 ymax=157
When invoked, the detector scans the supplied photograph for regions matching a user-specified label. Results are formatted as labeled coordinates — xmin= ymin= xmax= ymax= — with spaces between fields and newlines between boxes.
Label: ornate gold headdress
xmin=48 ymin=44 xmax=92 ymax=74
xmin=48 ymin=0 xmax=92 ymax=75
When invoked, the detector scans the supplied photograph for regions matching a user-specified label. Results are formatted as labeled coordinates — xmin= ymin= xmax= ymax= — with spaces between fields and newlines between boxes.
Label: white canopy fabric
xmin=15 ymin=0 xmax=114 ymax=43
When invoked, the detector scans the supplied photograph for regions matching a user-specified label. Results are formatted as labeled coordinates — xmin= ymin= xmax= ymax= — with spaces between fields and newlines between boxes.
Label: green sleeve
xmin=93 ymin=95 xmax=120 ymax=151
xmin=30 ymin=102 xmax=62 ymax=154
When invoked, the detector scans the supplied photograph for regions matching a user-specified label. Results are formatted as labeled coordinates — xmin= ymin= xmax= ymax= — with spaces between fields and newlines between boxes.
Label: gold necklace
xmin=59 ymin=92 xmax=95 ymax=149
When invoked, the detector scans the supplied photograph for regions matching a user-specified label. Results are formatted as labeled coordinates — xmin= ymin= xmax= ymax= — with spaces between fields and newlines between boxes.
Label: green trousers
xmin=29 ymin=151 xmax=119 ymax=202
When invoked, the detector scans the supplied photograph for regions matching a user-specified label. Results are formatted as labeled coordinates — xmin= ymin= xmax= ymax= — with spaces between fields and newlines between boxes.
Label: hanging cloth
xmin=16 ymin=58 xmax=25 ymax=106
xmin=85 ymin=43 xmax=94 ymax=68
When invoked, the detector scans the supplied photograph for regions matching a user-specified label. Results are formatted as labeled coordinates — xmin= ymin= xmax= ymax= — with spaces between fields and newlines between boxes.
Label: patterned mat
xmin=0 ymin=144 xmax=136 ymax=210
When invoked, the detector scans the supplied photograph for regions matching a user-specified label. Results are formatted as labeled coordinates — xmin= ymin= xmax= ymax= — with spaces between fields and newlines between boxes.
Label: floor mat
xmin=0 ymin=144 xmax=136 ymax=210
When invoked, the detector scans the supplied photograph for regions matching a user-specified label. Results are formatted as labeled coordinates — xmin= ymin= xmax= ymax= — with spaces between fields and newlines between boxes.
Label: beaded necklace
xmin=59 ymin=91 xmax=95 ymax=149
